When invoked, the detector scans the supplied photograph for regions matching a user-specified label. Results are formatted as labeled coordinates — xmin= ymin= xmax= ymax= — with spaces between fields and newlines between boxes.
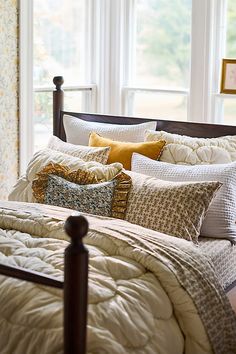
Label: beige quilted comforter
xmin=0 ymin=201 xmax=235 ymax=354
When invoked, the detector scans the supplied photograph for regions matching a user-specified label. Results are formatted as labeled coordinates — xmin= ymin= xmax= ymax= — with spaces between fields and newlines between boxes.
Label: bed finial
xmin=53 ymin=76 xmax=64 ymax=90
xmin=53 ymin=76 xmax=64 ymax=138
xmin=64 ymin=214 xmax=89 ymax=354
xmin=64 ymin=214 xmax=88 ymax=241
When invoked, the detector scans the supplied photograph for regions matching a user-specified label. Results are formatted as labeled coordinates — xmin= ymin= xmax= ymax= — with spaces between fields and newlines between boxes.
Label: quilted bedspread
xmin=0 ymin=202 xmax=235 ymax=354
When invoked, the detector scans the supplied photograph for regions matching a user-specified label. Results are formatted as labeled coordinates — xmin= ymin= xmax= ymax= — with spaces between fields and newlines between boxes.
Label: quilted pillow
xmin=32 ymin=163 xmax=131 ymax=219
xmin=89 ymin=132 xmax=165 ymax=170
xmin=8 ymin=149 xmax=123 ymax=203
xmin=125 ymin=171 xmax=221 ymax=243
xmin=131 ymin=153 xmax=236 ymax=242
xmin=48 ymin=135 xmax=110 ymax=164
xmin=63 ymin=114 xmax=157 ymax=145
xmin=145 ymin=130 xmax=236 ymax=165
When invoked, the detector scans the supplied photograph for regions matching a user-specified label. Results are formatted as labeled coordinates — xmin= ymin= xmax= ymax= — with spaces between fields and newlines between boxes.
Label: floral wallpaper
xmin=0 ymin=0 xmax=19 ymax=199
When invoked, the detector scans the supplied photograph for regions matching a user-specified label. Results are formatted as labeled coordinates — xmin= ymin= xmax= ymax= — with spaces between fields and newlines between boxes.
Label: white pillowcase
xmin=8 ymin=149 xmax=123 ymax=203
xmin=132 ymin=153 xmax=236 ymax=242
xmin=48 ymin=135 xmax=110 ymax=164
xmin=145 ymin=130 xmax=236 ymax=165
xmin=63 ymin=115 xmax=157 ymax=145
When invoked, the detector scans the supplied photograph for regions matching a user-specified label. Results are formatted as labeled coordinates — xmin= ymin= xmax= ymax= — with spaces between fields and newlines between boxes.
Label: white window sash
xmin=210 ymin=0 xmax=227 ymax=123
xmin=19 ymin=0 xmax=34 ymax=174
xmin=184 ymin=0 xmax=228 ymax=123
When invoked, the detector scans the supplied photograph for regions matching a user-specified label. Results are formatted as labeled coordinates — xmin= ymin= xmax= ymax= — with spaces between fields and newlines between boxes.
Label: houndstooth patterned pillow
xmin=125 ymin=171 xmax=222 ymax=242
xmin=131 ymin=153 xmax=236 ymax=242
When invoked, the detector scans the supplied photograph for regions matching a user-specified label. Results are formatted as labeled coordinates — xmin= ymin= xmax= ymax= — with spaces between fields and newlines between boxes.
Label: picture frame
xmin=220 ymin=58 xmax=236 ymax=94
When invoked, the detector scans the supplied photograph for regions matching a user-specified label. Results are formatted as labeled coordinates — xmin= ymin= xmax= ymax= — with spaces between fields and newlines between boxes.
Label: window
xmin=33 ymin=0 xmax=94 ymax=151
xmin=125 ymin=0 xmax=191 ymax=120
xmin=226 ymin=0 xmax=236 ymax=58
xmin=20 ymin=0 xmax=236 ymax=170
xmin=222 ymin=0 xmax=236 ymax=125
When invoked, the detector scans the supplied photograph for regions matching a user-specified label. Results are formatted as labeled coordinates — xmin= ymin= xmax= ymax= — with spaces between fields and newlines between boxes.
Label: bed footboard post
xmin=64 ymin=215 xmax=89 ymax=354
xmin=53 ymin=76 xmax=64 ymax=138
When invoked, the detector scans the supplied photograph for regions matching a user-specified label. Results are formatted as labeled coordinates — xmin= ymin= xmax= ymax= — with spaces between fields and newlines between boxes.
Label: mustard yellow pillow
xmin=89 ymin=132 xmax=166 ymax=170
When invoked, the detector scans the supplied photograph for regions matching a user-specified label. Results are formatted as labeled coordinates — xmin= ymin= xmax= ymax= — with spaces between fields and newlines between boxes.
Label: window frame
xmin=20 ymin=0 xmax=236 ymax=173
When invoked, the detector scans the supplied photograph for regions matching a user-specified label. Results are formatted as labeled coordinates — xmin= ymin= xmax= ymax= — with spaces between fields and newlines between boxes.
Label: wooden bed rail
xmin=0 ymin=214 xmax=89 ymax=354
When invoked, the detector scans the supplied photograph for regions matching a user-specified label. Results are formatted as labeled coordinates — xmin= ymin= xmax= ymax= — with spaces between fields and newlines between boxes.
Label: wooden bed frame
xmin=0 ymin=214 xmax=89 ymax=354
xmin=0 ymin=75 xmax=236 ymax=354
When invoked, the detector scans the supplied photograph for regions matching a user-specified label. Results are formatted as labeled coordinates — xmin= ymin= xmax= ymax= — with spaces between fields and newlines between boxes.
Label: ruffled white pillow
xmin=8 ymin=149 xmax=122 ymax=203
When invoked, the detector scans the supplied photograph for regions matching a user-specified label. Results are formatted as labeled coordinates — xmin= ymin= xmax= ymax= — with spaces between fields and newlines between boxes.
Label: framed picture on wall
xmin=220 ymin=58 xmax=236 ymax=94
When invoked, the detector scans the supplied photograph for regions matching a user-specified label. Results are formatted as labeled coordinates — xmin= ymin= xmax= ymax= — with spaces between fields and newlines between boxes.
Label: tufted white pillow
xmin=48 ymin=135 xmax=110 ymax=164
xmin=63 ymin=115 xmax=157 ymax=145
xmin=145 ymin=130 xmax=236 ymax=165
xmin=131 ymin=153 xmax=236 ymax=242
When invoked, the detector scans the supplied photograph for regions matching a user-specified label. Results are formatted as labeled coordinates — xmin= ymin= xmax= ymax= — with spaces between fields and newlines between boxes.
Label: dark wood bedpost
xmin=64 ymin=215 xmax=89 ymax=354
xmin=53 ymin=76 xmax=64 ymax=137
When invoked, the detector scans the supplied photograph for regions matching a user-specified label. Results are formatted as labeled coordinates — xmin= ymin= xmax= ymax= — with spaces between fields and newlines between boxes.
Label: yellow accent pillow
xmin=89 ymin=132 xmax=166 ymax=170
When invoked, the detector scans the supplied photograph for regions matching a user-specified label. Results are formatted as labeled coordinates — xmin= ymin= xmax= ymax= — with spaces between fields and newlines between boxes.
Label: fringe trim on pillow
xmin=111 ymin=172 xmax=132 ymax=219
xmin=32 ymin=163 xmax=98 ymax=203
xmin=32 ymin=163 xmax=132 ymax=220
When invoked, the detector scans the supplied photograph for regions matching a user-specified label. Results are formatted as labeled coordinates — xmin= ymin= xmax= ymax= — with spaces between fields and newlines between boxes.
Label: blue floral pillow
xmin=32 ymin=163 xmax=132 ymax=219
xmin=45 ymin=174 xmax=116 ymax=216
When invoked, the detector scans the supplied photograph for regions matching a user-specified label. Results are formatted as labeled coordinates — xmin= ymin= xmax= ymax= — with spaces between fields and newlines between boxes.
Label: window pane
xmin=226 ymin=0 xmax=236 ymax=57
xmin=132 ymin=92 xmax=187 ymax=120
xmin=224 ymin=100 xmax=236 ymax=125
xmin=135 ymin=0 xmax=192 ymax=88
xmin=33 ymin=0 xmax=86 ymax=86
xmin=34 ymin=91 xmax=52 ymax=151
xmin=64 ymin=91 xmax=89 ymax=112
xmin=34 ymin=90 xmax=90 ymax=151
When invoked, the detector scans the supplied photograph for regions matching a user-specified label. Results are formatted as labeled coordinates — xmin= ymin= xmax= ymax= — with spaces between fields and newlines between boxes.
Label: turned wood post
xmin=64 ymin=215 xmax=89 ymax=354
xmin=53 ymin=76 xmax=64 ymax=137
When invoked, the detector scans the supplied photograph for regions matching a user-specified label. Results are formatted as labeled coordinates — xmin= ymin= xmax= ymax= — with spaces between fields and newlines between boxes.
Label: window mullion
xmin=19 ymin=0 xmax=34 ymax=174
xmin=189 ymin=0 xmax=213 ymax=122
xmin=122 ymin=0 xmax=136 ymax=115
xmin=210 ymin=0 xmax=227 ymax=123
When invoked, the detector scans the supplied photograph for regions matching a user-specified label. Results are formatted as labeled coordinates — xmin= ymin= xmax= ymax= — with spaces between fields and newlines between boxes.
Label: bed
xmin=0 ymin=76 xmax=235 ymax=354
xmin=53 ymin=75 xmax=236 ymax=295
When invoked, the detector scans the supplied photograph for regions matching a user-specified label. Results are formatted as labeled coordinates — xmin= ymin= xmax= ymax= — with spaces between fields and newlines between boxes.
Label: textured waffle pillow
xmin=8 ymin=149 xmax=122 ymax=203
xmin=145 ymin=130 xmax=236 ymax=165
xmin=125 ymin=170 xmax=221 ymax=242
xmin=48 ymin=135 xmax=110 ymax=164
xmin=89 ymin=132 xmax=165 ymax=170
xmin=131 ymin=153 xmax=236 ymax=242
xmin=63 ymin=114 xmax=157 ymax=145
xmin=32 ymin=163 xmax=131 ymax=219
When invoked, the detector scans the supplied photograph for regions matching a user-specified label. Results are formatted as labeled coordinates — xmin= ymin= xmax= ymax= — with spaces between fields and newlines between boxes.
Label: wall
xmin=0 ymin=0 xmax=19 ymax=199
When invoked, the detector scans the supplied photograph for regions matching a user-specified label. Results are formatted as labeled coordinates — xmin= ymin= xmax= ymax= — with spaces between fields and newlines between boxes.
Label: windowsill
xmin=214 ymin=93 xmax=236 ymax=99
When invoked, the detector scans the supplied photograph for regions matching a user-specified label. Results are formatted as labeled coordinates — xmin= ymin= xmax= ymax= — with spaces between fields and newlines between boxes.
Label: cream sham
xmin=8 ymin=149 xmax=123 ymax=203
xmin=145 ymin=130 xmax=236 ymax=165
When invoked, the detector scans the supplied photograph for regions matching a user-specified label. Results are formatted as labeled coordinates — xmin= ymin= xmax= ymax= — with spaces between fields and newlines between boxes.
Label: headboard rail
xmin=53 ymin=76 xmax=236 ymax=141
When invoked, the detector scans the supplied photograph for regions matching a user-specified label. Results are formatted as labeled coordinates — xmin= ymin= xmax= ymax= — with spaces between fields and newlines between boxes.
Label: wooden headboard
xmin=53 ymin=76 xmax=236 ymax=140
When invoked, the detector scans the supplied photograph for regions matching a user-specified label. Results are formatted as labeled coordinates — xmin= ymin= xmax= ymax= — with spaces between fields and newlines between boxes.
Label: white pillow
xmin=48 ymin=135 xmax=110 ymax=164
xmin=145 ymin=130 xmax=236 ymax=165
xmin=63 ymin=115 xmax=157 ymax=145
xmin=131 ymin=153 xmax=236 ymax=242
xmin=8 ymin=149 xmax=123 ymax=203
